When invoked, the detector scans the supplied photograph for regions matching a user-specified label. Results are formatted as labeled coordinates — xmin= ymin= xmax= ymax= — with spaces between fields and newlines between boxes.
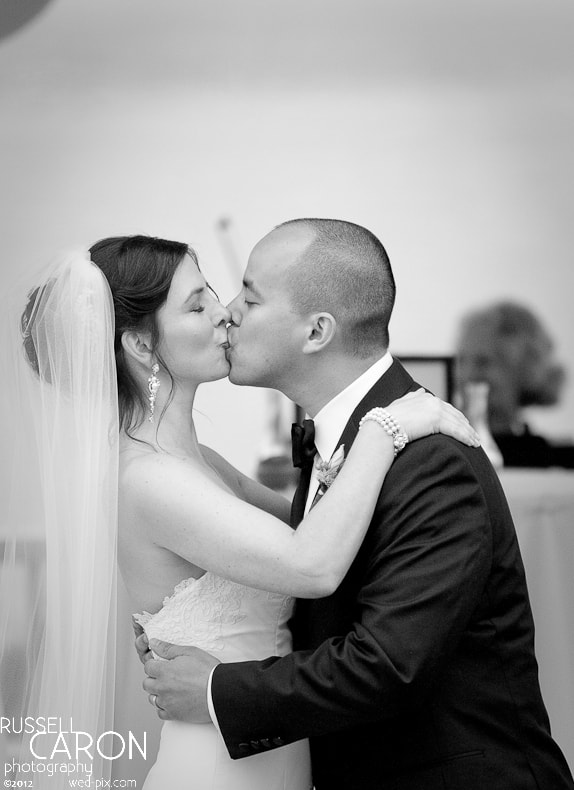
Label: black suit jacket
xmin=212 ymin=360 xmax=574 ymax=789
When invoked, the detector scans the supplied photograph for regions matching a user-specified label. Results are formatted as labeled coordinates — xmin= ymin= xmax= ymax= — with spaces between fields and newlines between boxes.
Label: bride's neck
xmin=125 ymin=392 xmax=201 ymax=459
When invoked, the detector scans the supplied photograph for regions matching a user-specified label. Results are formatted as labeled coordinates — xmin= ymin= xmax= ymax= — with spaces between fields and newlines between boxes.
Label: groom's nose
xmin=226 ymin=295 xmax=242 ymax=327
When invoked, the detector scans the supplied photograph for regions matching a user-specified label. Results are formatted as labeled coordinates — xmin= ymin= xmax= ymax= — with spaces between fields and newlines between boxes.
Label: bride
xmin=0 ymin=235 xmax=478 ymax=789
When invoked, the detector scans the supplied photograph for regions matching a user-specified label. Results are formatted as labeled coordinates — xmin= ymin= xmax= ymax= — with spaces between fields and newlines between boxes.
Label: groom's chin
xmin=226 ymin=365 xmax=244 ymax=386
xmin=227 ymin=365 xmax=259 ymax=388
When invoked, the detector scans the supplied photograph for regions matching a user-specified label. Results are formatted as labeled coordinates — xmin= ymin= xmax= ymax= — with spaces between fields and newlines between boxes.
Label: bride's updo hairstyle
xmin=88 ymin=235 xmax=192 ymax=434
xmin=21 ymin=235 xmax=198 ymax=434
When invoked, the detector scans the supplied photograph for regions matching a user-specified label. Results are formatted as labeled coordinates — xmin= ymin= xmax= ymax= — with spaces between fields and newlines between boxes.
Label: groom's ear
xmin=121 ymin=329 xmax=154 ymax=365
xmin=302 ymin=312 xmax=337 ymax=355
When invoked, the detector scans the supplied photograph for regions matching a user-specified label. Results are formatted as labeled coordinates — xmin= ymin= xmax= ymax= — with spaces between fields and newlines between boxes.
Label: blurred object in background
xmin=215 ymin=216 xmax=244 ymax=280
xmin=397 ymin=355 xmax=454 ymax=401
xmin=0 ymin=0 xmax=56 ymax=41
xmin=455 ymin=301 xmax=574 ymax=468
xmin=256 ymin=390 xmax=298 ymax=493
xmin=462 ymin=381 xmax=504 ymax=469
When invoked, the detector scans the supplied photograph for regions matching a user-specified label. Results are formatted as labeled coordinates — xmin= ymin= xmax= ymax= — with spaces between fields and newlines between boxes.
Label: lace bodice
xmin=135 ymin=574 xmax=312 ymax=790
xmin=134 ymin=573 xmax=294 ymax=663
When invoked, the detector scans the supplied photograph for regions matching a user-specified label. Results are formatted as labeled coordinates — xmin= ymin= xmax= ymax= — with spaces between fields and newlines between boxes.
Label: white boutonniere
xmin=314 ymin=444 xmax=346 ymax=490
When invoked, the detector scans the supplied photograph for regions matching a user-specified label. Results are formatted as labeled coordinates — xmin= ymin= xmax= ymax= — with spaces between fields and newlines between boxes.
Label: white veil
xmin=0 ymin=250 xmax=119 ymax=787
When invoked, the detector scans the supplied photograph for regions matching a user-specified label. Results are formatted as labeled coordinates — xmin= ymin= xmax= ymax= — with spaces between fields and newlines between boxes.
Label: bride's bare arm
xmin=199 ymin=445 xmax=291 ymax=524
xmin=125 ymin=391 xmax=479 ymax=598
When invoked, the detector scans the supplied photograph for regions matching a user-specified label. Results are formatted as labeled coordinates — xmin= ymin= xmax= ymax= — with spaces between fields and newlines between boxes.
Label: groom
xmin=141 ymin=219 xmax=574 ymax=789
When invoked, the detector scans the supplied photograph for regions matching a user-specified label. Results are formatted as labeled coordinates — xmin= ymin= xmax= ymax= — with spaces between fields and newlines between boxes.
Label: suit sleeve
xmin=211 ymin=436 xmax=493 ymax=758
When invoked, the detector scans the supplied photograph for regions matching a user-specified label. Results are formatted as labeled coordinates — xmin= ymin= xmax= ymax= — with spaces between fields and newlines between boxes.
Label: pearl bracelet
xmin=358 ymin=407 xmax=409 ymax=456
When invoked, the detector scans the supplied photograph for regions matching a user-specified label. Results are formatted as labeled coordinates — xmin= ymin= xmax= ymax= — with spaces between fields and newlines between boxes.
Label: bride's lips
xmin=217 ymin=331 xmax=230 ymax=349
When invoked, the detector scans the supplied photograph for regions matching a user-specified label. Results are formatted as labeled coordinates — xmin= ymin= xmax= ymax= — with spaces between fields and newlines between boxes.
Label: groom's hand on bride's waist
xmin=132 ymin=618 xmax=152 ymax=665
xmin=142 ymin=639 xmax=220 ymax=723
xmin=134 ymin=632 xmax=152 ymax=664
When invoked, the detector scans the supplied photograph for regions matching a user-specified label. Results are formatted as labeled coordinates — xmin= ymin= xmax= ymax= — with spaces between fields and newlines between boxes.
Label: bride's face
xmin=155 ymin=255 xmax=231 ymax=385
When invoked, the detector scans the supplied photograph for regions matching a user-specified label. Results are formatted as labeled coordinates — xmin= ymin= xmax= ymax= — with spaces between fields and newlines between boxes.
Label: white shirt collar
xmin=313 ymin=351 xmax=393 ymax=463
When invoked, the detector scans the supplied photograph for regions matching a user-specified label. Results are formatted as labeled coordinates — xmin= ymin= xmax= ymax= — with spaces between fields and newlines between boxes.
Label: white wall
xmin=1 ymin=0 xmax=573 ymax=476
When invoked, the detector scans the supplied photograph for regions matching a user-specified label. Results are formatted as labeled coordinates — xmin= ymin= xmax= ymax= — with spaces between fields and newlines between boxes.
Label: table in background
xmin=500 ymin=469 xmax=574 ymax=773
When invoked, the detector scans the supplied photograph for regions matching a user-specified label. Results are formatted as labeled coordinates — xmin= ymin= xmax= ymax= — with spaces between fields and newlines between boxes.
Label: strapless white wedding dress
xmin=134 ymin=573 xmax=312 ymax=790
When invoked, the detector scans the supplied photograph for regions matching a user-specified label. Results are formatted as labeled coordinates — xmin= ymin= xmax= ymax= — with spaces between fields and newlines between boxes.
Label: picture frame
xmin=394 ymin=355 xmax=455 ymax=402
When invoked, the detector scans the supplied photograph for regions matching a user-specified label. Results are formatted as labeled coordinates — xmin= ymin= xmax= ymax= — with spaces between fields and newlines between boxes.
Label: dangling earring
xmin=147 ymin=363 xmax=160 ymax=422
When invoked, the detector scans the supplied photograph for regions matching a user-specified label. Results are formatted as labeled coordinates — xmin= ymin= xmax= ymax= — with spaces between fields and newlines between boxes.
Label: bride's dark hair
xmin=21 ymin=235 xmax=196 ymax=434
xmin=89 ymin=234 xmax=193 ymax=433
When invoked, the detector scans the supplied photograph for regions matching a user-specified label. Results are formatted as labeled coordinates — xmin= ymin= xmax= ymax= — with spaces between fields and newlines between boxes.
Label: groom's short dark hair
xmin=277 ymin=218 xmax=395 ymax=357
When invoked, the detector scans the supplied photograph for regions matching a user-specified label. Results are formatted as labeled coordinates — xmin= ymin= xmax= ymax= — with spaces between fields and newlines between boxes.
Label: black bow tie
xmin=291 ymin=419 xmax=317 ymax=470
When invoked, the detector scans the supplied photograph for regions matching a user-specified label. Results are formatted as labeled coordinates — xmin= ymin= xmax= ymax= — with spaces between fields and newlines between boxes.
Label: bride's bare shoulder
xmin=119 ymin=447 xmax=202 ymax=501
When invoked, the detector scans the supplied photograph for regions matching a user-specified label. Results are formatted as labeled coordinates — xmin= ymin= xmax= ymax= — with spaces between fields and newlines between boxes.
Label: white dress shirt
xmin=304 ymin=351 xmax=393 ymax=514
xmin=208 ymin=350 xmax=394 ymax=727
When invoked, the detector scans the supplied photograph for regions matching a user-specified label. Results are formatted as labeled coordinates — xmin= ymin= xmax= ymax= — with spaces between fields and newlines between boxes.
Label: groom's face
xmin=226 ymin=226 xmax=314 ymax=392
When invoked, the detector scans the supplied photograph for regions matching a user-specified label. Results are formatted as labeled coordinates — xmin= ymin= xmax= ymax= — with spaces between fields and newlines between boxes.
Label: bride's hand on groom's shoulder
xmin=142 ymin=640 xmax=220 ymax=723
xmin=388 ymin=388 xmax=481 ymax=447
